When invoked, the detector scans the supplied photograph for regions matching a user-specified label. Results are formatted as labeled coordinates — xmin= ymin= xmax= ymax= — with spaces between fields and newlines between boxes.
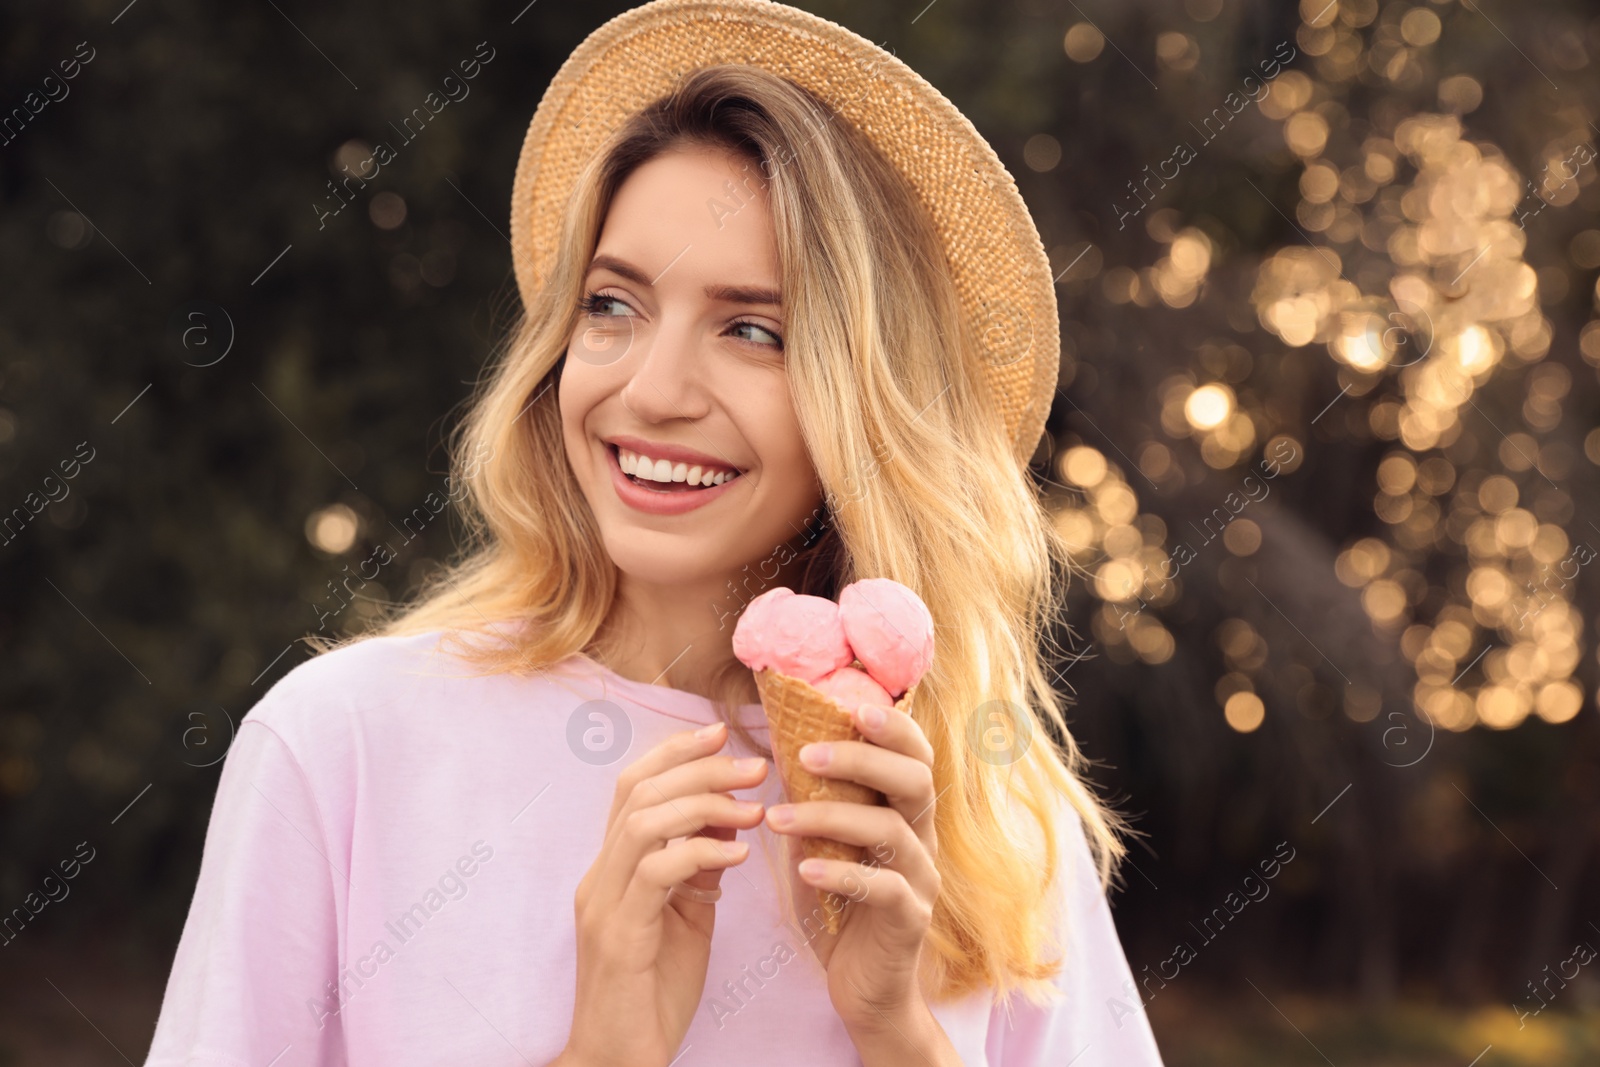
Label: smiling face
xmin=559 ymin=143 xmax=825 ymax=593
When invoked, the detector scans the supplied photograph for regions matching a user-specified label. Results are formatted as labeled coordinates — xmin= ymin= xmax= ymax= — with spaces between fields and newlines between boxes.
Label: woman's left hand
xmin=763 ymin=699 xmax=943 ymax=1039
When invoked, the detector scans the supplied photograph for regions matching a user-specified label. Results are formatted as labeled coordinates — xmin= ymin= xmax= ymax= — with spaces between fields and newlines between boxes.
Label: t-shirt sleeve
xmin=986 ymin=803 xmax=1166 ymax=1066
xmin=144 ymin=717 xmax=348 ymax=1067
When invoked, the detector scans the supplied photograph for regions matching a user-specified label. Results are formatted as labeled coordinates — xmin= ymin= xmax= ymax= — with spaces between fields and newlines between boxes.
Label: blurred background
xmin=3 ymin=0 xmax=1599 ymax=1062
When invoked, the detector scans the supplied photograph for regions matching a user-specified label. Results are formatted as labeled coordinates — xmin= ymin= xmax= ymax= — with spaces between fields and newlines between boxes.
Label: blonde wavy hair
xmin=316 ymin=64 xmax=1132 ymax=1008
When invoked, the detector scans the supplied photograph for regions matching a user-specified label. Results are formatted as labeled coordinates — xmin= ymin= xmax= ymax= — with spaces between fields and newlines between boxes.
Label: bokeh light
xmin=305 ymin=503 xmax=360 ymax=554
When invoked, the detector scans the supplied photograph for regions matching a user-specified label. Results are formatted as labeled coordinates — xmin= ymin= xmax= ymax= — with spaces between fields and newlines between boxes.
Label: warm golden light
xmin=1053 ymin=508 xmax=1096 ymax=552
xmin=1225 ymin=692 xmax=1266 ymax=732
xmin=306 ymin=504 xmax=360 ymax=554
xmin=1453 ymin=325 xmax=1496 ymax=375
xmin=1335 ymin=537 xmax=1391 ymax=586
xmin=1155 ymin=32 xmax=1199 ymax=72
xmin=1362 ymin=579 xmax=1407 ymax=624
xmin=1095 ymin=559 xmax=1142 ymax=602
xmin=1061 ymin=446 xmax=1109 ymax=487
xmin=1223 ymin=519 xmax=1262 ymax=556
xmin=1476 ymin=685 xmax=1529 ymax=729
xmin=1534 ymin=682 xmax=1582 ymax=724
xmin=1070 ymin=9 xmax=1586 ymax=740
xmin=1285 ymin=111 xmax=1330 ymax=157
xmin=1063 ymin=23 xmax=1104 ymax=62
xmin=1334 ymin=313 xmax=1390 ymax=371
xmin=1400 ymin=9 xmax=1441 ymax=47
xmin=1094 ymin=481 xmax=1140 ymax=525
xmin=1185 ymin=384 xmax=1233 ymax=430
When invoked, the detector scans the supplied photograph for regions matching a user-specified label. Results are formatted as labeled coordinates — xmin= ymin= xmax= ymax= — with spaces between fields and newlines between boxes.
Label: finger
xmin=610 ymin=749 xmax=768 ymax=836
xmin=620 ymin=836 xmax=750 ymax=925
xmin=676 ymin=821 xmax=739 ymax=893
xmin=601 ymin=760 xmax=766 ymax=862
xmin=607 ymin=721 xmax=753 ymax=825
xmin=632 ymin=753 xmax=769 ymax=814
xmin=594 ymin=758 xmax=766 ymax=911
xmin=764 ymin=800 xmax=934 ymax=890
xmin=668 ymin=789 xmax=760 ymax=890
xmin=796 ymin=859 xmax=931 ymax=935
xmin=849 ymin=703 xmax=934 ymax=767
xmin=631 ymin=793 xmax=765 ymax=849
xmin=596 ymin=793 xmax=764 ymax=913
xmin=797 ymin=739 xmax=937 ymax=851
xmin=606 ymin=721 xmax=726 ymax=827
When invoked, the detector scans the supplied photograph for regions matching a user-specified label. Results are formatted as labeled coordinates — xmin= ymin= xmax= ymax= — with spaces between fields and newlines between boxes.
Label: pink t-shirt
xmin=144 ymin=629 xmax=1165 ymax=1066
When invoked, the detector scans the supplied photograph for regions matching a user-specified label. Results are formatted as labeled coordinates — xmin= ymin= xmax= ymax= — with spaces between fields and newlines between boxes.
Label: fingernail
xmin=736 ymin=799 xmax=764 ymax=815
xmin=800 ymin=743 xmax=830 ymax=768
xmin=857 ymin=705 xmax=886 ymax=730
xmin=734 ymin=756 xmax=766 ymax=772
xmin=767 ymin=805 xmax=794 ymax=827
xmin=696 ymin=722 xmax=724 ymax=740
xmin=798 ymin=859 xmax=824 ymax=879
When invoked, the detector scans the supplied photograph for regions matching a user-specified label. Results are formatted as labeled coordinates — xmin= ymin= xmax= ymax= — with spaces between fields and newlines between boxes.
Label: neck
xmin=590 ymin=531 xmax=832 ymax=699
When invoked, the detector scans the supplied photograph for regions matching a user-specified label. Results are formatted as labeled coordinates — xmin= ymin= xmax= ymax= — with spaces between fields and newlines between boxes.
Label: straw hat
xmin=509 ymin=0 xmax=1059 ymax=466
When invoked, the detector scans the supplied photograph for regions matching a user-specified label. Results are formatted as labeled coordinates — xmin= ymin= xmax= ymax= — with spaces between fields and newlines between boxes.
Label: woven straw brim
xmin=509 ymin=0 xmax=1058 ymax=466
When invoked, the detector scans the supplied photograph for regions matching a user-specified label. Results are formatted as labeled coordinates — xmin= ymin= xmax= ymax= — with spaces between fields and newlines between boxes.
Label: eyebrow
xmin=587 ymin=253 xmax=782 ymax=307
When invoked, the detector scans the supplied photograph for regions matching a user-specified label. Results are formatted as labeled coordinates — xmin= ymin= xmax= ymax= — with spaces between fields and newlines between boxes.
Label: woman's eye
xmin=732 ymin=321 xmax=783 ymax=349
xmin=581 ymin=292 xmax=635 ymax=317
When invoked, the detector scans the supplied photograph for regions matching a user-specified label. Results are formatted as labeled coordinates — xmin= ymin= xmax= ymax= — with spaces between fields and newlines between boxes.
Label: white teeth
xmin=616 ymin=446 xmax=739 ymax=486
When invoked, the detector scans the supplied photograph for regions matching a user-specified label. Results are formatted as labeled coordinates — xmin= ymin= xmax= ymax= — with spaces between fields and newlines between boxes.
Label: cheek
xmin=556 ymin=356 xmax=601 ymax=473
xmin=557 ymin=350 xmax=601 ymax=435
xmin=742 ymin=384 xmax=817 ymax=495
xmin=773 ymin=430 xmax=816 ymax=491
xmin=773 ymin=399 xmax=814 ymax=481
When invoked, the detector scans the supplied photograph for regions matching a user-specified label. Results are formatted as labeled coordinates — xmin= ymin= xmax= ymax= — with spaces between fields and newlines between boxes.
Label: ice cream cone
xmin=754 ymin=666 xmax=918 ymax=933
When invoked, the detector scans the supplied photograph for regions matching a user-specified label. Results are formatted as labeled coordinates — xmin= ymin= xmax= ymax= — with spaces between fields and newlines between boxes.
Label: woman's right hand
xmin=560 ymin=720 xmax=769 ymax=1067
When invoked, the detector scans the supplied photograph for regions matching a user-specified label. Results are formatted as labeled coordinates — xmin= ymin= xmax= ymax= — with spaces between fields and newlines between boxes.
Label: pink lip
xmin=604 ymin=442 xmax=746 ymax=516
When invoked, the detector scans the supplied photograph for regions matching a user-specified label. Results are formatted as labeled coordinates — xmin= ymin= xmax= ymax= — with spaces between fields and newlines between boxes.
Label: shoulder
xmin=1058 ymin=794 xmax=1102 ymax=902
xmin=1003 ymin=772 xmax=1103 ymax=906
xmin=239 ymin=629 xmax=469 ymax=751
xmin=985 ymin=784 xmax=1166 ymax=1064
xmin=1001 ymin=775 xmax=1122 ymax=975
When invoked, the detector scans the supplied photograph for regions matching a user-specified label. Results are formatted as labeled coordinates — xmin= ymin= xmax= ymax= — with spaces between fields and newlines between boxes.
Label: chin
xmin=603 ymin=539 xmax=725 ymax=589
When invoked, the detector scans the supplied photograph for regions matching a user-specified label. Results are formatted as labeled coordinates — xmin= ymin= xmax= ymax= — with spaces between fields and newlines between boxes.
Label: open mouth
xmin=608 ymin=443 xmax=744 ymax=493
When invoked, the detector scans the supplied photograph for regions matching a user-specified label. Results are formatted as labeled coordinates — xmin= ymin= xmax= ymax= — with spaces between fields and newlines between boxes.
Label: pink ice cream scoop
xmin=731 ymin=586 xmax=793 ymax=668
xmin=731 ymin=586 xmax=790 ymax=674
xmin=812 ymin=665 xmax=894 ymax=712
xmin=838 ymin=578 xmax=934 ymax=698
xmin=732 ymin=587 xmax=853 ymax=685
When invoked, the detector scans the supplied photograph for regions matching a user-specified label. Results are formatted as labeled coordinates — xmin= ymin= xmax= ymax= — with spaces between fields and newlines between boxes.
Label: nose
xmin=617 ymin=313 xmax=711 ymax=424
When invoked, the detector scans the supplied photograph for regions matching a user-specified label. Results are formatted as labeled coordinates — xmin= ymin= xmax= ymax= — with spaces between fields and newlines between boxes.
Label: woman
xmin=144 ymin=2 xmax=1165 ymax=1064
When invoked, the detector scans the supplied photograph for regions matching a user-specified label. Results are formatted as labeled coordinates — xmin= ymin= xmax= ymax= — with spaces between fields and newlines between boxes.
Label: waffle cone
xmin=754 ymin=666 xmax=918 ymax=933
